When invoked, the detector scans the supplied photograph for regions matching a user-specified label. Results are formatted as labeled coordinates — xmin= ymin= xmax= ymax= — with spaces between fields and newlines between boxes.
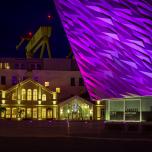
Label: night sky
xmin=0 ymin=0 xmax=70 ymax=58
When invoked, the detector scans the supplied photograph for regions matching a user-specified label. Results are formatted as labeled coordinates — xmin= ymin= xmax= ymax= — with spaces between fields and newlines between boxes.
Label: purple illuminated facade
xmin=54 ymin=0 xmax=152 ymax=100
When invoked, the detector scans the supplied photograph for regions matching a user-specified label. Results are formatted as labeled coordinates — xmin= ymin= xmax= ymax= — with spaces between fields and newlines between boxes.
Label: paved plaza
xmin=0 ymin=120 xmax=152 ymax=151
xmin=0 ymin=120 xmax=152 ymax=138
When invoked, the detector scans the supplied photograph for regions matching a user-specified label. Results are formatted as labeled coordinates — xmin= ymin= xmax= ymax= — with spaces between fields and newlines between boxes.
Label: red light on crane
xmin=48 ymin=15 xmax=53 ymax=20
xmin=28 ymin=32 xmax=32 ymax=37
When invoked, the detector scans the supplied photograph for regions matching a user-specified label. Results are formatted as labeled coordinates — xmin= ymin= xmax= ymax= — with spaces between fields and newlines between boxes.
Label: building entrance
xmin=59 ymin=96 xmax=93 ymax=120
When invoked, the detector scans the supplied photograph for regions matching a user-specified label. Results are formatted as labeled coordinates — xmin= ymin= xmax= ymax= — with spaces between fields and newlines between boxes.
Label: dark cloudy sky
xmin=0 ymin=0 xmax=70 ymax=58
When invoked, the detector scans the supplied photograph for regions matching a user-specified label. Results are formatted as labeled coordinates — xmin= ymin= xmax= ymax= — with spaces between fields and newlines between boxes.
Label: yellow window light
xmin=33 ymin=89 xmax=38 ymax=101
xmin=2 ymin=100 xmax=5 ymax=104
xmin=27 ymin=89 xmax=32 ymax=101
xmin=45 ymin=81 xmax=50 ymax=87
xmin=53 ymin=101 xmax=57 ymax=105
xmin=38 ymin=100 xmax=42 ymax=105
xmin=53 ymin=92 xmax=57 ymax=100
xmin=5 ymin=63 xmax=10 ymax=69
xmin=97 ymin=100 xmax=101 ymax=105
xmin=42 ymin=94 xmax=46 ymax=101
xmin=2 ymin=91 xmax=6 ymax=98
xmin=56 ymin=88 xmax=60 ymax=93
xmin=90 ymin=109 xmax=93 ymax=115
xmin=60 ymin=109 xmax=63 ymax=114
xmin=67 ymin=109 xmax=70 ymax=114
xmin=17 ymin=100 xmax=21 ymax=104
xmin=0 ymin=63 xmax=2 ymax=69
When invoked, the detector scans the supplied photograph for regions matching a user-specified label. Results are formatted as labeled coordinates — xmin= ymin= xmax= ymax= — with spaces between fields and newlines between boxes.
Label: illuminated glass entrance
xmin=33 ymin=108 xmax=37 ymax=118
xmin=27 ymin=108 xmax=32 ymax=118
xmin=47 ymin=108 xmax=52 ymax=119
xmin=6 ymin=108 xmax=11 ymax=118
xmin=42 ymin=108 xmax=46 ymax=119
xmin=12 ymin=108 xmax=17 ymax=118
xmin=59 ymin=96 xmax=93 ymax=120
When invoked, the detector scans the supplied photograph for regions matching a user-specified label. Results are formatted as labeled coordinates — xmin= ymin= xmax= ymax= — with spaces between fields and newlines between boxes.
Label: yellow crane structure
xmin=16 ymin=26 xmax=52 ymax=59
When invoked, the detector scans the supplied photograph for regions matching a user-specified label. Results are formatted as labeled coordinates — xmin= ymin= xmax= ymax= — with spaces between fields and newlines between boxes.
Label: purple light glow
xmin=54 ymin=0 xmax=152 ymax=100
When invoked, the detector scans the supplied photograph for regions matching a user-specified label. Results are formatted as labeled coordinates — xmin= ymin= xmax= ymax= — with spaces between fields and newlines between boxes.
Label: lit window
xmin=33 ymin=89 xmax=37 ymax=101
xmin=6 ymin=108 xmax=11 ymax=118
xmin=12 ymin=108 xmax=17 ymax=118
xmin=18 ymin=100 xmax=21 ymax=104
xmin=60 ymin=109 xmax=63 ymax=114
xmin=97 ymin=100 xmax=100 ymax=105
xmin=42 ymin=108 xmax=46 ymax=119
xmin=12 ymin=93 xmax=17 ymax=100
xmin=5 ymin=63 xmax=10 ymax=69
xmin=53 ymin=92 xmax=57 ymax=100
xmin=38 ymin=100 xmax=41 ymax=105
xmin=21 ymin=89 xmax=26 ymax=100
xmin=33 ymin=108 xmax=37 ymax=118
xmin=56 ymin=88 xmax=60 ymax=93
xmin=0 ymin=63 xmax=2 ymax=69
xmin=2 ymin=100 xmax=5 ymax=104
xmin=27 ymin=89 xmax=32 ymax=101
xmin=27 ymin=108 xmax=32 ymax=118
xmin=53 ymin=101 xmax=56 ymax=105
xmin=45 ymin=82 xmax=49 ymax=87
xmin=2 ymin=91 xmax=6 ymax=98
xmin=42 ymin=94 xmax=46 ymax=101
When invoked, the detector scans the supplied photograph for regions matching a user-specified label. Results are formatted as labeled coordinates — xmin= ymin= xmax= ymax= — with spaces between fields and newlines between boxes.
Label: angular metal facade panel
xmin=54 ymin=0 xmax=152 ymax=100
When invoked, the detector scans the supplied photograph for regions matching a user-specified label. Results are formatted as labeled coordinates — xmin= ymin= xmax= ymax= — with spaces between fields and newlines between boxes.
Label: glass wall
xmin=141 ymin=98 xmax=152 ymax=121
xmin=109 ymin=100 xmax=124 ymax=121
xmin=125 ymin=99 xmax=140 ymax=121
xmin=106 ymin=98 xmax=141 ymax=122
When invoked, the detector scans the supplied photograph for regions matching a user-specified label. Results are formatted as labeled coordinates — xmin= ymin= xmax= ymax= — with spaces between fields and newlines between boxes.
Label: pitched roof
xmin=59 ymin=95 xmax=93 ymax=106
xmin=6 ymin=78 xmax=53 ymax=94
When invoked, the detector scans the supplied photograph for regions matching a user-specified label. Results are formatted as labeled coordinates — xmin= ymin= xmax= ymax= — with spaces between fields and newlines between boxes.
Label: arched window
xmin=27 ymin=89 xmax=32 ymax=101
xmin=33 ymin=89 xmax=37 ymax=101
xmin=21 ymin=89 xmax=26 ymax=100
xmin=42 ymin=94 xmax=46 ymax=101
xmin=12 ymin=93 xmax=17 ymax=100
xmin=53 ymin=92 xmax=57 ymax=100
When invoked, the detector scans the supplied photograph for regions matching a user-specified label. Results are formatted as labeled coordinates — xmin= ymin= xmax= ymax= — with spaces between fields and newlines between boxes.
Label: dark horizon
xmin=0 ymin=0 xmax=70 ymax=58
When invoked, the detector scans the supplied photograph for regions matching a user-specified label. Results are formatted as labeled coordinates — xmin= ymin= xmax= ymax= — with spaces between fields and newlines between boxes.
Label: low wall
xmin=104 ymin=121 xmax=152 ymax=133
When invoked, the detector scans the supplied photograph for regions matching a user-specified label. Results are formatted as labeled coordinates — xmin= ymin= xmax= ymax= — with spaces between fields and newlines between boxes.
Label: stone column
xmin=140 ymin=99 xmax=142 ymax=122
xmin=52 ymin=105 xmax=58 ymax=119
xmin=105 ymin=100 xmax=110 ymax=121
xmin=123 ymin=99 xmax=125 ymax=121
xmin=95 ymin=100 xmax=102 ymax=120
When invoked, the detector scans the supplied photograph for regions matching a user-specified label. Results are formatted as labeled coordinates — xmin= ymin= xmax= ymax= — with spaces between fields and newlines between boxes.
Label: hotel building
xmin=0 ymin=58 xmax=104 ymax=120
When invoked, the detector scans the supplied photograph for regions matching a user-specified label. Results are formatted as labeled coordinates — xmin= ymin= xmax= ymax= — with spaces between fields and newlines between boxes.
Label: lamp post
xmin=67 ymin=109 xmax=70 ymax=120
xmin=67 ymin=109 xmax=70 ymax=136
